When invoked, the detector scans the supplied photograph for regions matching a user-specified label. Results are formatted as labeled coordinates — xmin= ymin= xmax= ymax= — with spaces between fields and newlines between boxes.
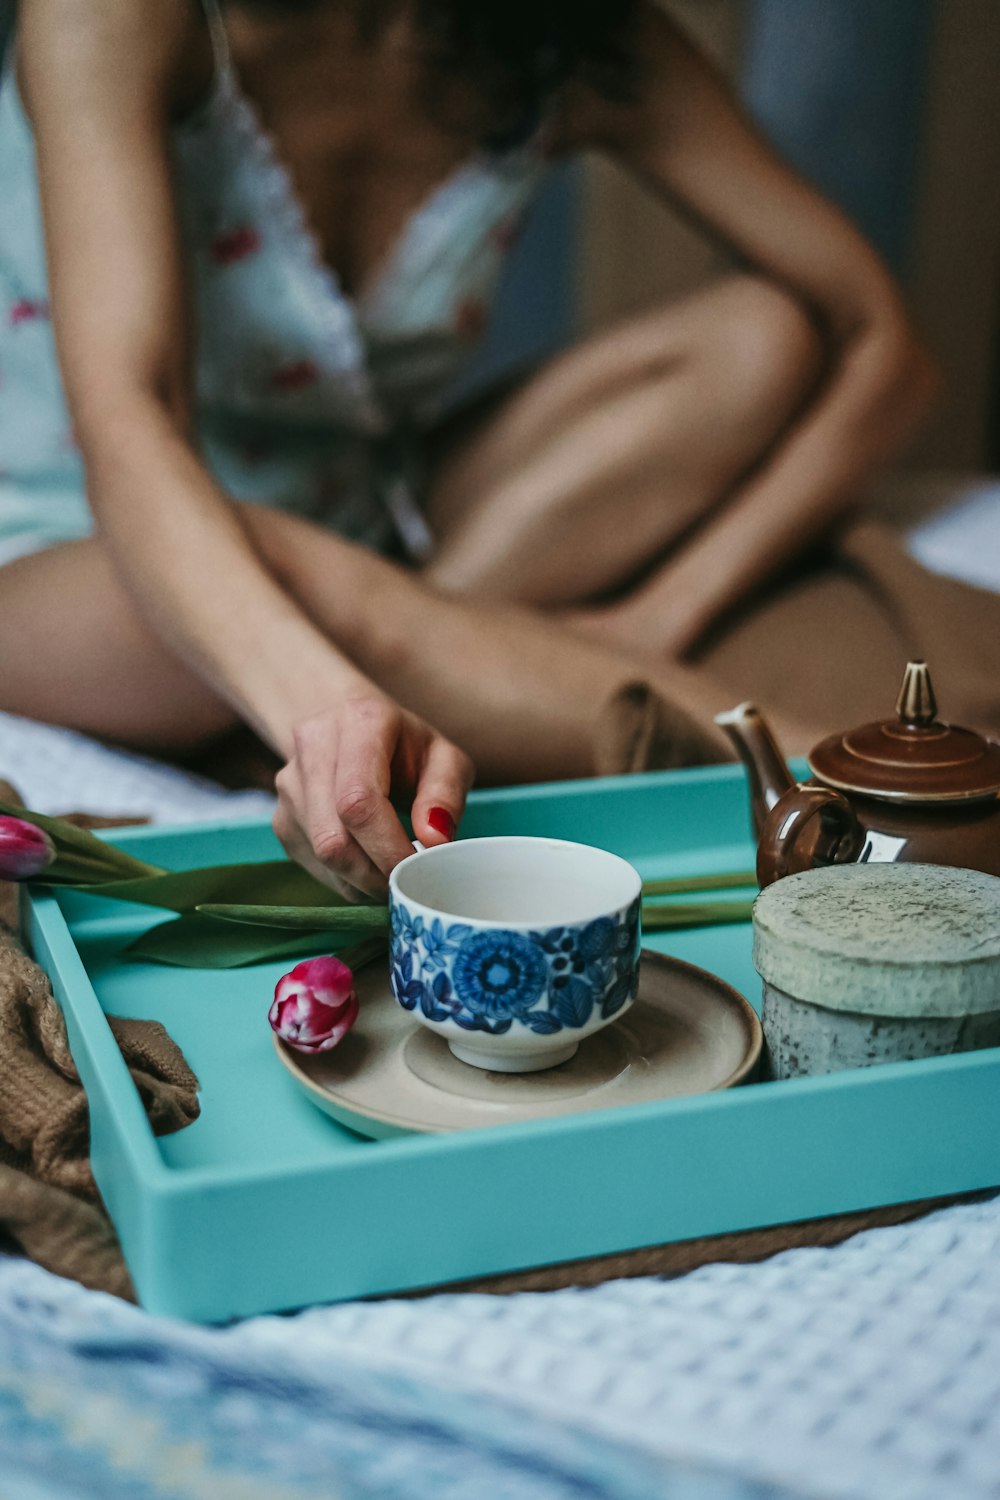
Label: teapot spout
xmin=715 ymin=702 xmax=797 ymax=839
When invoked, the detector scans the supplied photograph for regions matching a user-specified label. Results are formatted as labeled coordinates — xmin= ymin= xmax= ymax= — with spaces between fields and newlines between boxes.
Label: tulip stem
xmin=641 ymin=871 xmax=756 ymax=897
xmin=197 ymin=902 xmax=391 ymax=931
xmin=640 ymin=899 xmax=754 ymax=930
xmin=335 ymin=935 xmax=390 ymax=972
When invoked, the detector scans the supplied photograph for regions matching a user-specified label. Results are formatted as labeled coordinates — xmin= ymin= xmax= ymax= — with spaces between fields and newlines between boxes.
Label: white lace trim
xmin=360 ymin=147 xmax=539 ymax=312
xmin=207 ymin=66 xmax=385 ymax=427
xmin=198 ymin=0 xmax=233 ymax=79
xmin=187 ymin=40 xmax=543 ymax=352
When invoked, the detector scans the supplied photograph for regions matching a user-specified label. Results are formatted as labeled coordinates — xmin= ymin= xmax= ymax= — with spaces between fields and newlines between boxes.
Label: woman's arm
xmin=567 ymin=5 xmax=939 ymax=652
xmin=20 ymin=0 xmax=471 ymax=894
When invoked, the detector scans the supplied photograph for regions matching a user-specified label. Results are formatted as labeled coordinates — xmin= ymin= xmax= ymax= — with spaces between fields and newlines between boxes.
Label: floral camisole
xmin=0 ymin=2 xmax=548 ymax=564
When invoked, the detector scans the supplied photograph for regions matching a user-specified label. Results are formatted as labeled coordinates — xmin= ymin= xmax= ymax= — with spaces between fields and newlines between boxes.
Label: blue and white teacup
xmin=388 ymin=836 xmax=642 ymax=1072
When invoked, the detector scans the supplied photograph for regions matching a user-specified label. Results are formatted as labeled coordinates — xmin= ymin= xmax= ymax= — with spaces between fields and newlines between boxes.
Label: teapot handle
xmin=756 ymin=786 xmax=865 ymax=888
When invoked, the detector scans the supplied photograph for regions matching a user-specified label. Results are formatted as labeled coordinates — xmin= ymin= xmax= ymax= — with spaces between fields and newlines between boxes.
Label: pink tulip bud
xmin=0 ymin=816 xmax=56 ymax=881
xmin=269 ymin=955 xmax=359 ymax=1054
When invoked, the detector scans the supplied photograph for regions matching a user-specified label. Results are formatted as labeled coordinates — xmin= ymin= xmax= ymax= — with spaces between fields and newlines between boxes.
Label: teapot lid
xmin=808 ymin=661 xmax=1000 ymax=803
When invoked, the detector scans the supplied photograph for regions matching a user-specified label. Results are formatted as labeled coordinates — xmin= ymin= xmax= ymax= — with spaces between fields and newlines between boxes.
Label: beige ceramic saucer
xmin=273 ymin=950 xmax=762 ymax=1139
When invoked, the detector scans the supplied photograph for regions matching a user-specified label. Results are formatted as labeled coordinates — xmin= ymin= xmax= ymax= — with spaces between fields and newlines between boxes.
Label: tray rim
xmin=25 ymin=762 xmax=1000 ymax=1316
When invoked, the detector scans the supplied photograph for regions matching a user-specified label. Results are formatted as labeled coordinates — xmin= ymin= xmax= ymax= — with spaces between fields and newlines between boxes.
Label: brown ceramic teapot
xmin=716 ymin=661 xmax=1000 ymax=888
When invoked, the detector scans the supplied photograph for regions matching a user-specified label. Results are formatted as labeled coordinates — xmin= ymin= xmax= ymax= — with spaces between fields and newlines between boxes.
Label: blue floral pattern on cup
xmin=389 ymin=898 xmax=641 ymax=1038
xmin=453 ymin=931 xmax=548 ymax=1018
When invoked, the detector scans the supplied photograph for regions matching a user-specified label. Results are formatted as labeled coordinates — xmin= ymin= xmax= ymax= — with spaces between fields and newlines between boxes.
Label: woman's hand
xmin=273 ymin=693 xmax=475 ymax=901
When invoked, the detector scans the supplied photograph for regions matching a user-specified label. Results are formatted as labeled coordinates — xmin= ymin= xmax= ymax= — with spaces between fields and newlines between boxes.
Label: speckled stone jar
xmin=752 ymin=864 xmax=1000 ymax=1078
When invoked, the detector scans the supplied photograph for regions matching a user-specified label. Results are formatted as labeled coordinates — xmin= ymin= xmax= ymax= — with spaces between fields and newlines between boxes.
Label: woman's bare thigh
xmin=0 ymin=538 xmax=236 ymax=750
xmin=425 ymin=275 xmax=824 ymax=605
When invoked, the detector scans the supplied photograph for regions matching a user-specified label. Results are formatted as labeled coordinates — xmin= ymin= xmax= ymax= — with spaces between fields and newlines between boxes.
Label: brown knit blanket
xmin=0 ymin=795 xmax=200 ymax=1300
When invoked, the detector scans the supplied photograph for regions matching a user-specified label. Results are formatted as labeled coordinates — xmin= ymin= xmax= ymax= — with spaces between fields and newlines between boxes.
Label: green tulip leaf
xmin=197 ymin=902 xmax=389 ymax=931
xmin=91 ymin=859 xmax=356 ymax=913
xmin=128 ymin=913 xmax=389 ymax=969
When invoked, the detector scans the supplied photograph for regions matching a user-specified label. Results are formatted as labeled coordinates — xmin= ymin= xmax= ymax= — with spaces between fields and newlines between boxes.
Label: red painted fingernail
xmin=427 ymin=806 xmax=456 ymax=841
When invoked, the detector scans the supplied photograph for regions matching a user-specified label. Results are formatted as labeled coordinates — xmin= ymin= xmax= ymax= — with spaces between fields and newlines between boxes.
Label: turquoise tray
xmin=26 ymin=764 xmax=1000 ymax=1321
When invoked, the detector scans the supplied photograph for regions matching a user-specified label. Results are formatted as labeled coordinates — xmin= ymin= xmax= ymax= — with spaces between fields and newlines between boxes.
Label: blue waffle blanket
xmin=1 ymin=1254 xmax=786 ymax=1500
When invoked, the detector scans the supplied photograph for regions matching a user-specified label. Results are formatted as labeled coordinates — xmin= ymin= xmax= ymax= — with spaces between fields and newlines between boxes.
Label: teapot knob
xmin=896 ymin=660 xmax=938 ymax=727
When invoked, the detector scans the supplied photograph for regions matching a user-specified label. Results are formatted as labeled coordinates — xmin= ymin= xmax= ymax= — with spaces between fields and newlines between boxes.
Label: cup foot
xmin=447 ymin=1039 xmax=580 ymax=1073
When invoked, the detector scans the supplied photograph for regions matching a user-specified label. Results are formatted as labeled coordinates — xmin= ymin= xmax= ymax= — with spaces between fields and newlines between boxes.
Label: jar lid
xmin=752 ymin=864 xmax=1000 ymax=1017
xmin=807 ymin=661 xmax=1000 ymax=803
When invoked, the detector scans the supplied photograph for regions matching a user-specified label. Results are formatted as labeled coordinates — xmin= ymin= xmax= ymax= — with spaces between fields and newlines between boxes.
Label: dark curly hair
xmin=238 ymin=1 xmax=641 ymax=150
xmin=411 ymin=0 xmax=641 ymax=149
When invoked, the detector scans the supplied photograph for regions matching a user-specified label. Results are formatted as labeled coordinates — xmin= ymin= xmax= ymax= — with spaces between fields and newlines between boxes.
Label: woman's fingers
xmin=279 ymin=815 xmax=377 ymax=903
xmin=277 ymin=698 xmax=476 ymax=895
xmin=274 ymin=757 xmax=385 ymax=902
xmin=331 ymin=700 xmax=418 ymax=877
xmin=292 ymin=699 xmax=413 ymax=886
xmin=411 ymin=735 xmax=475 ymax=847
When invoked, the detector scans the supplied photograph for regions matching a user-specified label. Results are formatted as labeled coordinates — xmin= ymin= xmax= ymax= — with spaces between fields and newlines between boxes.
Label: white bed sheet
xmin=904 ymin=476 xmax=1000 ymax=594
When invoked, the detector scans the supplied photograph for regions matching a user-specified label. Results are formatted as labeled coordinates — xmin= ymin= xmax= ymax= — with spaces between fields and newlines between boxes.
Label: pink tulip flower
xmin=0 ymin=816 xmax=56 ymax=881
xmin=269 ymin=956 xmax=359 ymax=1054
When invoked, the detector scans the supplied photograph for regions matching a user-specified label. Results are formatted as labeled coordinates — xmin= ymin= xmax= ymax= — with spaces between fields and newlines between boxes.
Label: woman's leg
xmin=424 ymin=275 xmax=825 ymax=612
xmin=242 ymin=509 xmax=733 ymax=779
xmin=0 ymin=511 xmax=730 ymax=781
xmin=0 ymin=538 xmax=238 ymax=750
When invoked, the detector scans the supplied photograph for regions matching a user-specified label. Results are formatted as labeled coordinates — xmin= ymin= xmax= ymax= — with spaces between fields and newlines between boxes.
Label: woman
xmin=0 ymin=1 xmax=937 ymax=898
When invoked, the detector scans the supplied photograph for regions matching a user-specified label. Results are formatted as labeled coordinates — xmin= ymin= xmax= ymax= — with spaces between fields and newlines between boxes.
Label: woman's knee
xmin=706 ymin=275 xmax=826 ymax=405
